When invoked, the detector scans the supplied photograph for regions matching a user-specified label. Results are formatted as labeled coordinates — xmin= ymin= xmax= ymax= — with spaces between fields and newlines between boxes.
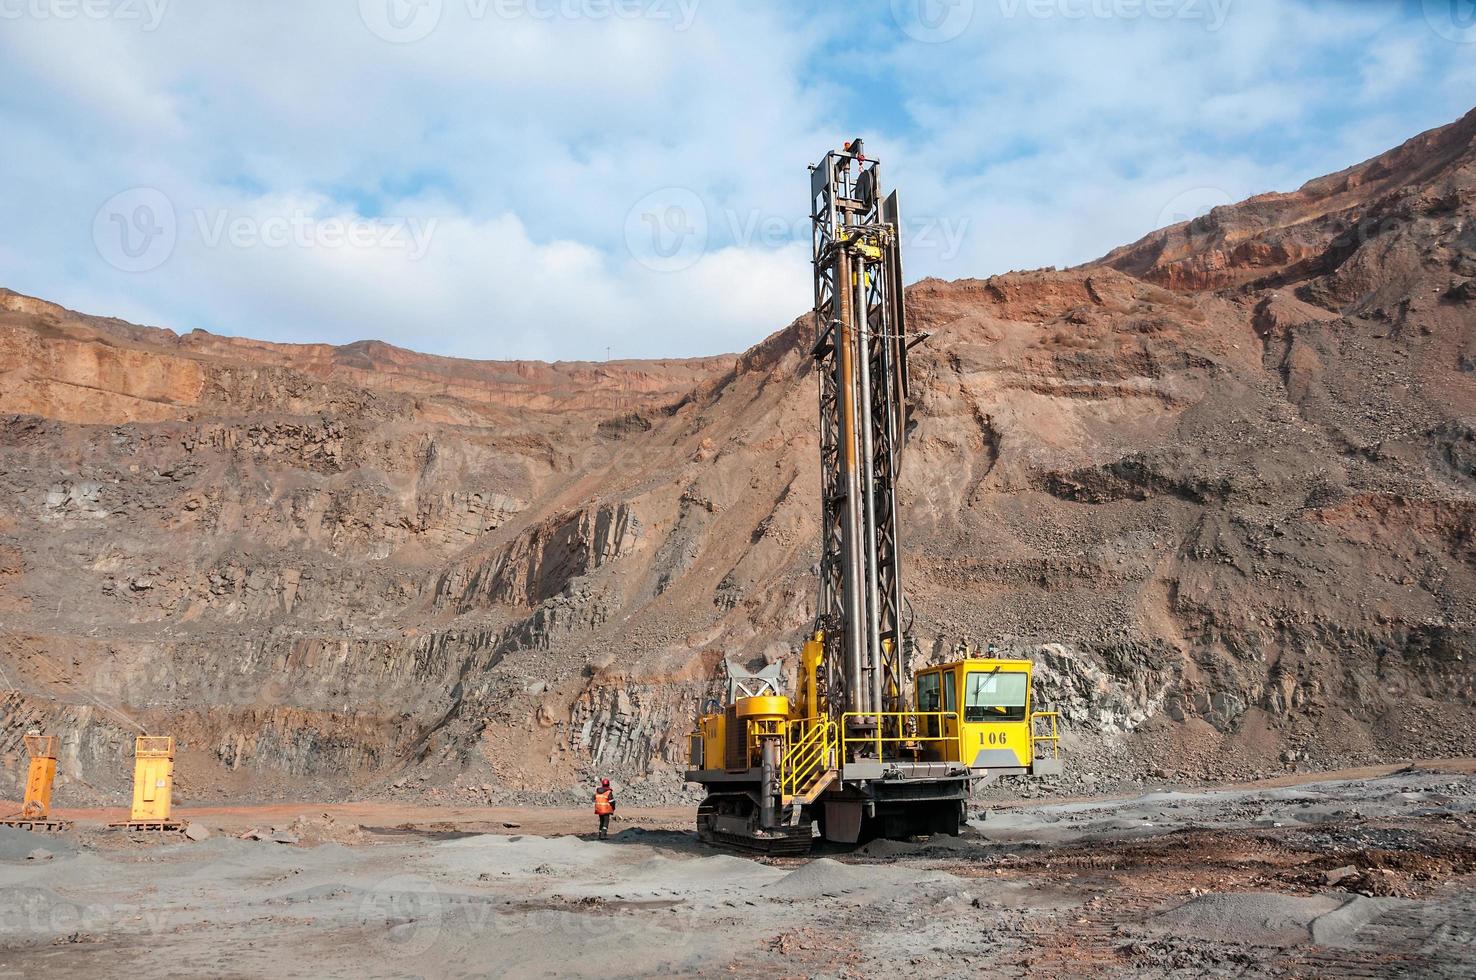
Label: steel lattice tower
xmin=809 ymin=143 xmax=912 ymax=730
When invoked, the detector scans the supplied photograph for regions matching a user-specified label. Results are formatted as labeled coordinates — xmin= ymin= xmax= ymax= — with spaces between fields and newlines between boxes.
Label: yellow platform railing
xmin=1031 ymin=710 xmax=1061 ymax=760
xmin=840 ymin=711 xmax=962 ymax=763
xmin=780 ymin=717 xmax=836 ymax=800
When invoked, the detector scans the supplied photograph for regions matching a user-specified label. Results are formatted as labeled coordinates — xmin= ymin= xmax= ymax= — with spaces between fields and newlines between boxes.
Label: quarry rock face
xmin=2 ymin=109 xmax=1475 ymax=805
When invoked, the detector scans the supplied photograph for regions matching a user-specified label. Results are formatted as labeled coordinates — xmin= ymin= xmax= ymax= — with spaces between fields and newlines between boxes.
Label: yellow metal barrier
xmin=781 ymin=717 xmax=836 ymax=800
xmin=1031 ymin=711 xmax=1061 ymax=760
xmin=840 ymin=711 xmax=962 ymax=762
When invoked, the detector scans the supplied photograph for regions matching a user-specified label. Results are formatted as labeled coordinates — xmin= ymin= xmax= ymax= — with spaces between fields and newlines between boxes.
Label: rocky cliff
xmin=2 ymin=109 xmax=1474 ymax=806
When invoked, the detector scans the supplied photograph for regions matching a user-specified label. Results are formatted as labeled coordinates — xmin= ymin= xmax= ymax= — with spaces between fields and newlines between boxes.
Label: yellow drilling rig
xmin=685 ymin=140 xmax=1063 ymax=853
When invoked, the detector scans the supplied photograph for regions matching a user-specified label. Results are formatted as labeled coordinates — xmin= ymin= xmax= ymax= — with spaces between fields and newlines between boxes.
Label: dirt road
xmin=2 ymin=761 xmax=1473 ymax=978
xmin=6 ymin=800 xmax=697 ymax=839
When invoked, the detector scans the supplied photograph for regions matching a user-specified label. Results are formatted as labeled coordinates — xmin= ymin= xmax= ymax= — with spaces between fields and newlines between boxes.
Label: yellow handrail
xmin=780 ymin=717 xmax=836 ymax=799
xmin=839 ymin=711 xmax=962 ymax=763
xmin=1031 ymin=710 xmax=1061 ymax=760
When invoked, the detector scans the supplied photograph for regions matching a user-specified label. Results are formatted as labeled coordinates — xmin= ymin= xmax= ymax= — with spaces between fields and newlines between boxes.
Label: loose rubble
xmin=0 ymin=764 xmax=1470 ymax=977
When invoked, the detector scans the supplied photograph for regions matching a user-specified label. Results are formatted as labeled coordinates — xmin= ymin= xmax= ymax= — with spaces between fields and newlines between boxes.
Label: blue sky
xmin=0 ymin=0 xmax=1471 ymax=361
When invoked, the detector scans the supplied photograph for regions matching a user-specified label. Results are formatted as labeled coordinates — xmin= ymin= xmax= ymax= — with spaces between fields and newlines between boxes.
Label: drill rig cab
xmin=685 ymin=143 xmax=1063 ymax=853
xmin=914 ymin=657 xmax=1063 ymax=777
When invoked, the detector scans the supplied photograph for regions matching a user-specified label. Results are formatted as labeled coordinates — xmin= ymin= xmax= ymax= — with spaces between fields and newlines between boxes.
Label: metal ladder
xmin=780 ymin=719 xmax=838 ymax=821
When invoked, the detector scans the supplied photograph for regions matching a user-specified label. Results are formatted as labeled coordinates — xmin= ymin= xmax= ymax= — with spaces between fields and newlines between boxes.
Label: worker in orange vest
xmin=593 ymin=777 xmax=616 ymax=839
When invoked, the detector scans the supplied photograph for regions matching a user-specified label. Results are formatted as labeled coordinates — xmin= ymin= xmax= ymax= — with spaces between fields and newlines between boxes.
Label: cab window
xmin=917 ymin=672 xmax=941 ymax=738
xmin=965 ymin=671 xmax=1028 ymax=722
xmin=917 ymin=672 xmax=940 ymax=712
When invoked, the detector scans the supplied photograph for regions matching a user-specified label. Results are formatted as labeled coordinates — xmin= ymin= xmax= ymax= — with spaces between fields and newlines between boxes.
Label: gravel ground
xmin=1 ymin=761 xmax=1473 ymax=978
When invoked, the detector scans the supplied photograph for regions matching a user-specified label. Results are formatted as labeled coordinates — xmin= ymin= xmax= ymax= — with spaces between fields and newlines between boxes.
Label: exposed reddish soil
xmin=1 ymin=108 xmax=1474 ymax=809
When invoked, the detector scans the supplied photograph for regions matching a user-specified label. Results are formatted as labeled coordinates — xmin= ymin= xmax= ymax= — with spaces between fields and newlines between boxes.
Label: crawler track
xmin=696 ymin=797 xmax=814 ymax=855
xmin=697 ymin=823 xmax=814 ymax=856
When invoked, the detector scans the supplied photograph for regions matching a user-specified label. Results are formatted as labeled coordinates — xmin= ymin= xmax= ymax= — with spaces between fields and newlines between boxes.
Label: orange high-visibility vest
xmin=594 ymin=790 xmax=613 ymax=815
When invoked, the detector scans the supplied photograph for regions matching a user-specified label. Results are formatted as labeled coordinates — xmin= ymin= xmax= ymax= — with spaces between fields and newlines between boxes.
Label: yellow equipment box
xmin=2 ymin=732 xmax=71 ymax=832
xmin=129 ymin=736 xmax=177 ymax=824
xmin=21 ymin=733 xmax=59 ymax=818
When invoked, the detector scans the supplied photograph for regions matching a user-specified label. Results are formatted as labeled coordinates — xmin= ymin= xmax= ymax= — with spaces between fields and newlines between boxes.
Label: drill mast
xmin=809 ymin=142 xmax=912 ymax=722
xmin=686 ymin=140 xmax=1056 ymax=852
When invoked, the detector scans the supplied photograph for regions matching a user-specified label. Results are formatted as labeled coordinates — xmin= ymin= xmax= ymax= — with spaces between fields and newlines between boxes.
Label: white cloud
xmin=0 ymin=0 xmax=1466 ymax=360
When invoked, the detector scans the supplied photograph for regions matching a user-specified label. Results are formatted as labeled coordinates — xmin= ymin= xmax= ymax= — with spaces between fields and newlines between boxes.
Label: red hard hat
xmin=600 ymin=777 xmax=610 ymax=786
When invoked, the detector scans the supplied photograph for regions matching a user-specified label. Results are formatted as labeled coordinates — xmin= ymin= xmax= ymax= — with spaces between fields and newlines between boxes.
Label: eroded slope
xmin=2 ymin=109 xmax=1475 ymax=805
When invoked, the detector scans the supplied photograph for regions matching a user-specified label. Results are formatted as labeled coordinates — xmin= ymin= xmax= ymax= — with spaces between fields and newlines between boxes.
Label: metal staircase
xmin=780 ymin=718 xmax=838 ymax=817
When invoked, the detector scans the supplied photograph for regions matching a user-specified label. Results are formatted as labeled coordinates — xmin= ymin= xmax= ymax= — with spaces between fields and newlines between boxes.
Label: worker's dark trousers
xmin=598 ymin=814 xmax=610 ymax=838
